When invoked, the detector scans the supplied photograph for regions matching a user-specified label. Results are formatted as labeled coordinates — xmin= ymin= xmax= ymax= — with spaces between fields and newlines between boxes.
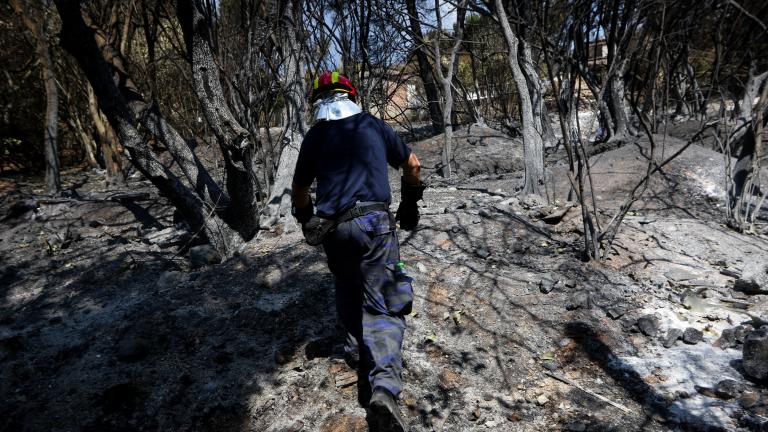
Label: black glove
xmin=396 ymin=201 xmax=419 ymax=230
xmin=292 ymin=196 xmax=314 ymax=224
xmin=396 ymin=177 xmax=426 ymax=231
xmin=401 ymin=177 xmax=426 ymax=203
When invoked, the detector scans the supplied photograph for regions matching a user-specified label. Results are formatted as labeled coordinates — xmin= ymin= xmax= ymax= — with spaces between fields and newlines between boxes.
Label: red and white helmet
xmin=311 ymin=71 xmax=358 ymax=103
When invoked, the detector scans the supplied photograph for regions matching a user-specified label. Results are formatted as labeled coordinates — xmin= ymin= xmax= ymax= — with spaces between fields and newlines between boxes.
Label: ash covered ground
xmin=1 ymin=123 xmax=767 ymax=432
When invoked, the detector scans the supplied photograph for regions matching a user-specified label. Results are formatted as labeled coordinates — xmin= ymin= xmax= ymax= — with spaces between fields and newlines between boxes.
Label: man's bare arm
xmin=401 ymin=152 xmax=421 ymax=185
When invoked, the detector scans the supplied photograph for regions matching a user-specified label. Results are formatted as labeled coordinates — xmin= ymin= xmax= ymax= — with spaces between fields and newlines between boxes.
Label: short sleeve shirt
xmin=292 ymin=112 xmax=411 ymax=218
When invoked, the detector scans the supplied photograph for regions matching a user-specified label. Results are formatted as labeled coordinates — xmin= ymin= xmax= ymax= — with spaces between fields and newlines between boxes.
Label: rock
xmin=735 ymin=262 xmax=768 ymax=295
xmin=566 ymin=291 xmax=590 ymax=311
xmin=606 ymin=307 xmax=626 ymax=320
xmin=542 ymin=361 xmax=557 ymax=372
xmin=664 ymin=267 xmax=700 ymax=283
xmin=717 ymin=325 xmax=754 ymax=349
xmin=743 ymin=326 xmax=768 ymax=380
xmin=739 ymin=390 xmax=762 ymax=409
xmin=535 ymin=394 xmax=549 ymax=405
xmin=520 ymin=194 xmax=546 ymax=209
xmin=542 ymin=205 xmax=575 ymax=224
xmin=662 ymin=328 xmax=684 ymax=348
xmin=474 ymin=247 xmax=491 ymax=259
xmin=539 ymin=275 xmax=556 ymax=294
xmin=637 ymin=315 xmax=660 ymax=337
xmin=682 ymin=327 xmax=704 ymax=345
xmin=695 ymin=385 xmax=717 ymax=398
xmin=714 ymin=379 xmax=744 ymax=399
xmin=190 ymin=245 xmax=222 ymax=268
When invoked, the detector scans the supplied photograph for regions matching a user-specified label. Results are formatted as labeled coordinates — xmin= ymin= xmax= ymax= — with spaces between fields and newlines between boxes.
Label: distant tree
xmin=11 ymin=0 xmax=61 ymax=193
xmin=405 ymin=0 xmax=444 ymax=134
xmin=488 ymin=0 xmax=546 ymax=195
xmin=432 ymin=0 xmax=468 ymax=178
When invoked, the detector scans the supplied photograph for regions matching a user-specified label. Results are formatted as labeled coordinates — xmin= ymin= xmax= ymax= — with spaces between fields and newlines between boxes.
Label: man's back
xmin=293 ymin=112 xmax=410 ymax=218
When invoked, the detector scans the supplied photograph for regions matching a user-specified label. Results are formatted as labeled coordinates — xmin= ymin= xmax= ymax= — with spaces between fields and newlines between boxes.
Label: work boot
xmin=368 ymin=388 xmax=407 ymax=432
xmin=343 ymin=332 xmax=360 ymax=369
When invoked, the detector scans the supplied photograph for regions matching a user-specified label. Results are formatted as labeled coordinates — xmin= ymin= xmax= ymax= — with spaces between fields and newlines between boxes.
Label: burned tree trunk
xmin=405 ymin=0 xmax=443 ymax=135
xmin=607 ymin=63 xmax=632 ymax=138
xmin=494 ymin=0 xmax=545 ymax=195
xmin=177 ymin=0 xmax=260 ymax=241
xmin=12 ymin=0 xmax=61 ymax=194
xmin=433 ymin=0 xmax=467 ymax=179
xmin=39 ymin=18 xmax=60 ymax=195
xmin=261 ymin=0 xmax=308 ymax=229
xmin=87 ymin=83 xmax=125 ymax=184
xmin=54 ymin=0 xmax=258 ymax=257
xmin=732 ymin=66 xmax=768 ymax=144
xmin=729 ymin=81 xmax=768 ymax=230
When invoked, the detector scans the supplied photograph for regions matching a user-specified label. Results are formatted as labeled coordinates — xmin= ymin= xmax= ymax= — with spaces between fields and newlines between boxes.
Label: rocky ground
xmin=1 ymin=123 xmax=767 ymax=432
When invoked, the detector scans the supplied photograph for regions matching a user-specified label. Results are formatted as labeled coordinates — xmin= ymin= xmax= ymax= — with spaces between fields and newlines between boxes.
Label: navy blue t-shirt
xmin=292 ymin=112 xmax=411 ymax=218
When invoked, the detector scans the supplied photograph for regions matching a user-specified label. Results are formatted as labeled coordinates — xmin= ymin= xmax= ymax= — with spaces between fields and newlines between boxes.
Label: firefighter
xmin=291 ymin=71 xmax=424 ymax=432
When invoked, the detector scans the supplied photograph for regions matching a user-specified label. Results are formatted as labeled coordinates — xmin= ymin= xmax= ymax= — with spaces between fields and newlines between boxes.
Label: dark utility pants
xmin=323 ymin=210 xmax=413 ymax=398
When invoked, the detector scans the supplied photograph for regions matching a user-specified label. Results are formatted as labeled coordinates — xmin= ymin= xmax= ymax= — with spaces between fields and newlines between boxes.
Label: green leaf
xmin=540 ymin=351 xmax=555 ymax=361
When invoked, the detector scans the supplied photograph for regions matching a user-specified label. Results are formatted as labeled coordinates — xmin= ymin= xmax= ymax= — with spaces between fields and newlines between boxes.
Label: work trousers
xmin=322 ymin=210 xmax=413 ymax=398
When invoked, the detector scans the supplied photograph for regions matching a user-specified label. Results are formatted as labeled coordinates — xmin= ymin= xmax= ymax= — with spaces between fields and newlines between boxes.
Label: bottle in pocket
xmin=387 ymin=260 xmax=414 ymax=315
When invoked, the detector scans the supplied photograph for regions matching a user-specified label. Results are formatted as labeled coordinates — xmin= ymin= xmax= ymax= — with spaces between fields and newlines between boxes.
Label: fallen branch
xmin=107 ymin=192 xmax=151 ymax=202
xmin=27 ymin=192 xmax=152 ymax=205
xmin=545 ymin=371 xmax=632 ymax=414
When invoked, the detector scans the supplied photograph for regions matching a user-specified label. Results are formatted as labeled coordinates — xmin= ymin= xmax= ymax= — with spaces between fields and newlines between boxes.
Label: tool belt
xmin=303 ymin=201 xmax=391 ymax=246
xmin=336 ymin=202 xmax=390 ymax=223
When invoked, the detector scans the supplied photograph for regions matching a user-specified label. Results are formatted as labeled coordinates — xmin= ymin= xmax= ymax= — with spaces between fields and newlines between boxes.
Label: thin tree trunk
xmin=68 ymin=115 xmax=99 ymax=167
xmin=607 ymin=60 xmax=632 ymax=138
xmin=433 ymin=0 xmax=467 ymax=178
xmin=40 ymin=24 xmax=60 ymax=194
xmin=520 ymin=40 xmax=554 ymax=148
xmin=732 ymin=66 xmax=768 ymax=145
xmin=12 ymin=0 xmax=61 ymax=193
xmin=495 ymin=0 xmax=545 ymax=195
xmin=730 ymin=82 xmax=768 ymax=222
xmin=261 ymin=0 xmax=307 ymax=229
xmin=87 ymin=83 xmax=125 ymax=183
xmin=405 ymin=0 xmax=443 ymax=135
